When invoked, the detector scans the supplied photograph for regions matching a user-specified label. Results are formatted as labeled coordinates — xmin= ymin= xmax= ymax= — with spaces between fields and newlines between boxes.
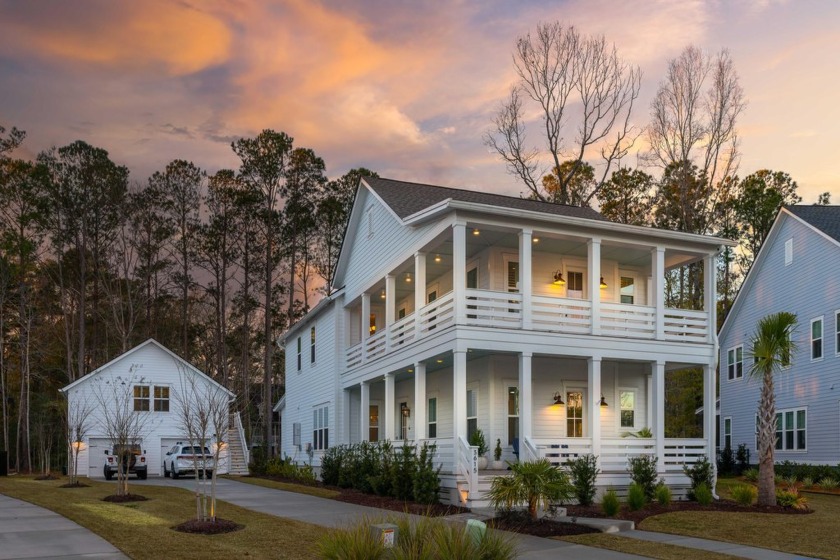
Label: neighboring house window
xmin=723 ymin=417 xmax=732 ymax=450
xmin=811 ymin=317 xmax=823 ymax=361
xmin=153 ymin=386 xmax=169 ymax=412
xmin=727 ymin=346 xmax=743 ymax=380
xmin=784 ymin=238 xmax=793 ymax=265
xmin=427 ymin=397 xmax=437 ymax=438
xmin=774 ymin=408 xmax=806 ymax=451
xmin=296 ymin=337 xmax=302 ymax=371
xmin=466 ymin=388 xmax=478 ymax=440
xmin=313 ymin=406 xmax=329 ymax=450
xmin=619 ymin=390 xmax=635 ymax=428
xmin=133 ymin=386 xmax=150 ymax=412
xmin=310 ymin=326 xmax=316 ymax=364
xmin=508 ymin=386 xmax=519 ymax=445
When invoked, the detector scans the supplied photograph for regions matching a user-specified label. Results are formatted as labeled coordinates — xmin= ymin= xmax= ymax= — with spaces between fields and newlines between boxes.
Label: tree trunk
xmin=757 ymin=371 xmax=777 ymax=506
xmin=263 ymin=233 xmax=273 ymax=457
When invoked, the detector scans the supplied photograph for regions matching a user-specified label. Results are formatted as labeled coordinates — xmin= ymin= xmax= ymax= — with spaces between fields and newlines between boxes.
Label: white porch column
xmin=653 ymin=247 xmax=665 ymax=339
xmin=588 ymin=239 xmax=601 ymax=335
xmin=343 ymin=389 xmax=351 ymax=445
xmin=360 ymin=381 xmax=370 ymax=442
xmin=518 ymin=352 xmax=533 ymax=459
xmin=385 ymin=274 xmax=395 ymax=349
xmin=453 ymin=350 xmax=468 ymax=442
xmin=414 ymin=362 xmax=427 ymax=440
xmin=653 ymin=361 xmax=666 ymax=471
xmin=519 ymin=229 xmax=533 ymax=330
xmin=384 ymin=373 xmax=395 ymax=441
xmin=414 ymin=252 xmax=426 ymax=337
xmin=588 ymin=357 xmax=602 ymax=465
xmin=453 ymin=223 xmax=466 ymax=325
xmin=646 ymin=373 xmax=653 ymax=430
xmin=704 ymin=252 xmax=717 ymax=344
xmin=704 ymin=363 xmax=716 ymax=464
xmin=361 ymin=292 xmax=371 ymax=342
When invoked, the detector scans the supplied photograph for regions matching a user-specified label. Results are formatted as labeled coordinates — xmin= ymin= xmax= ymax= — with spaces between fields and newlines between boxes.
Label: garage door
xmin=88 ymin=438 xmax=113 ymax=478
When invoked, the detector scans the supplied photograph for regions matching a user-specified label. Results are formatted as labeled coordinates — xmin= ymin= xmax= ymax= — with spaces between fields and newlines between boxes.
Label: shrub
xmin=413 ymin=442 xmax=442 ymax=505
xmin=568 ymin=454 xmax=599 ymax=506
xmin=601 ymin=488 xmax=620 ymax=517
xmin=801 ymin=476 xmax=814 ymax=488
xmin=488 ymin=459 xmax=573 ymax=521
xmin=390 ymin=444 xmax=417 ymax=501
xmin=735 ymin=444 xmax=750 ymax=474
xmin=320 ymin=446 xmax=345 ymax=486
xmin=626 ymin=482 xmax=647 ymax=511
xmin=782 ymin=475 xmax=799 ymax=492
xmin=627 ymin=455 xmax=658 ymax=501
xmin=776 ymin=488 xmax=808 ymax=510
xmin=265 ymin=457 xmax=316 ymax=483
xmin=249 ymin=445 xmax=268 ymax=475
xmin=731 ymin=484 xmax=757 ymax=506
xmin=655 ymin=483 xmax=672 ymax=506
xmin=494 ymin=439 xmax=502 ymax=462
xmin=743 ymin=467 xmax=759 ymax=482
xmin=694 ymin=482 xmax=713 ymax=506
xmin=819 ymin=477 xmax=839 ymax=490
xmin=469 ymin=429 xmax=488 ymax=457
xmin=718 ymin=445 xmax=735 ymax=475
xmin=684 ymin=456 xmax=714 ymax=501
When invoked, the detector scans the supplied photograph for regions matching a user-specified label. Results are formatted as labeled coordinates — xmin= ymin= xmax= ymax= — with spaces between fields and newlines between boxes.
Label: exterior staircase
xmin=226 ymin=412 xmax=250 ymax=476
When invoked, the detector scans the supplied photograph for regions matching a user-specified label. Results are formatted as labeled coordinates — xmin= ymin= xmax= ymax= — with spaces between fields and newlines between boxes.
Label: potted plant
xmin=492 ymin=438 xmax=505 ymax=470
xmin=469 ymin=429 xmax=489 ymax=469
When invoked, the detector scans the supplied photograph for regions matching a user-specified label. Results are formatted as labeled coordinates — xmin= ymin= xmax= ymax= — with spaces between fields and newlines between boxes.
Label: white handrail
xmin=522 ymin=436 xmax=539 ymax=463
xmin=457 ymin=435 xmax=478 ymax=502
xmin=234 ymin=411 xmax=249 ymax=466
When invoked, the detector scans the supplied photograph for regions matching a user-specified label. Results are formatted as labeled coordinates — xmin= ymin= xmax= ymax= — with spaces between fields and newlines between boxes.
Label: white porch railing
xmin=418 ymin=291 xmax=455 ymax=335
xmin=663 ymin=309 xmax=708 ymax=342
xmin=531 ymin=296 xmax=591 ymax=334
xmin=388 ymin=314 xmax=415 ymax=347
xmin=457 ymin=436 xmax=478 ymax=502
xmin=346 ymin=343 xmax=363 ymax=369
xmin=365 ymin=331 xmax=387 ymax=359
xmin=601 ymin=303 xmax=656 ymax=339
xmin=234 ymin=411 xmax=250 ymax=466
xmin=663 ymin=438 xmax=707 ymax=472
xmin=600 ymin=437 xmax=655 ymax=471
xmin=530 ymin=438 xmax=593 ymax=467
xmin=463 ymin=289 xmax=521 ymax=327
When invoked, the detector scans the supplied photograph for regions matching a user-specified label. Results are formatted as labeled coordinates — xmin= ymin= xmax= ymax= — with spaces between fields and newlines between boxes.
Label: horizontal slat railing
xmin=346 ymin=343 xmax=362 ymax=369
xmin=663 ymin=308 xmax=708 ymax=342
xmin=365 ymin=331 xmax=387 ymax=359
xmin=600 ymin=437 xmax=655 ymax=472
xmin=531 ymin=296 xmax=591 ymax=334
xmin=419 ymin=291 xmax=454 ymax=334
xmin=531 ymin=438 xmax=593 ymax=467
xmin=600 ymin=303 xmax=656 ymax=339
xmin=387 ymin=314 xmax=415 ymax=348
xmin=462 ymin=289 xmax=522 ymax=327
xmin=663 ymin=438 xmax=707 ymax=472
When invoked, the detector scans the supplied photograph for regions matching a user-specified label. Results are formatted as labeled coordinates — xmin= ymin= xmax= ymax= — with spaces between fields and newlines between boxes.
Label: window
xmin=133 ymin=386 xmax=149 ymax=412
xmin=296 ymin=337 xmax=301 ymax=371
xmin=723 ymin=417 xmax=732 ymax=450
xmin=399 ymin=401 xmax=409 ymax=440
xmin=398 ymin=308 xmax=406 ymax=320
xmin=466 ymin=388 xmax=478 ymax=440
xmin=369 ymin=405 xmax=379 ymax=441
xmin=811 ymin=317 xmax=823 ymax=361
xmin=774 ymin=408 xmax=806 ymax=451
xmin=784 ymin=238 xmax=792 ymax=265
xmin=727 ymin=346 xmax=743 ymax=380
xmin=313 ymin=406 xmax=329 ymax=450
xmin=567 ymin=391 xmax=583 ymax=437
xmin=620 ymin=277 xmax=635 ymax=304
xmin=366 ymin=207 xmax=374 ymax=239
xmin=427 ymin=398 xmax=437 ymax=438
xmin=507 ymin=386 xmax=519 ymax=445
xmin=506 ymin=261 xmax=519 ymax=292
xmin=467 ymin=265 xmax=478 ymax=319
xmin=567 ymin=271 xmax=583 ymax=299
xmin=369 ymin=313 xmax=377 ymax=335
xmin=153 ymin=386 xmax=169 ymax=412
xmin=619 ymin=390 xmax=635 ymax=429
xmin=310 ymin=326 xmax=316 ymax=364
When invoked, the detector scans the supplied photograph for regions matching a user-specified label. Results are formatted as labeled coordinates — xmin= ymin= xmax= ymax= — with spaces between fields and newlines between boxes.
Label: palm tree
xmin=487 ymin=459 xmax=573 ymax=521
xmin=749 ymin=311 xmax=797 ymax=506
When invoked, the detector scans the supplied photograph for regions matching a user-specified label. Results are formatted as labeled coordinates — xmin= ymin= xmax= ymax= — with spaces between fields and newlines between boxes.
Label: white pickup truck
xmin=103 ymin=444 xmax=148 ymax=480
xmin=163 ymin=442 xmax=215 ymax=479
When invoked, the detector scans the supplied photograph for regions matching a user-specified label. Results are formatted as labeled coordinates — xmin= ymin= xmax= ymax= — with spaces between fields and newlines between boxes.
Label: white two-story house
xmin=276 ymin=177 xmax=733 ymax=506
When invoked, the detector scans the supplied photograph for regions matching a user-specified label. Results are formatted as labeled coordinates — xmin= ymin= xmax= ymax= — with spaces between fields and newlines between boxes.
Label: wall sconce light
xmin=599 ymin=277 xmax=607 ymax=289
xmin=380 ymin=289 xmax=386 ymax=299
xmin=552 ymin=392 xmax=565 ymax=405
xmin=553 ymin=270 xmax=566 ymax=285
xmin=405 ymin=272 xmax=412 ymax=283
xmin=599 ymin=394 xmax=608 ymax=407
xmin=401 ymin=404 xmax=411 ymax=418
xmin=434 ymin=254 xmax=442 ymax=263
xmin=472 ymin=228 xmax=480 ymax=236
xmin=532 ymin=236 xmax=540 ymax=244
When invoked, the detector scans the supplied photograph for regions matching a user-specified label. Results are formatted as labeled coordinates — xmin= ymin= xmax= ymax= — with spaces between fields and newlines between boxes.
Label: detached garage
xmin=60 ymin=339 xmax=248 ymax=477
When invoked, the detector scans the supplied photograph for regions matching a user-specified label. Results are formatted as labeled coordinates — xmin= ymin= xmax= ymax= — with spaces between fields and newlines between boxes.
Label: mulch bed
xmin=59 ymin=482 xmax=91 ymax=488
xmin=565 ymin=499 xmax=812 ymax=525
xmin=173 ymin=518 xmax=243 ymax=534
xmin=333 ymin=488 xmax=470 ymax=516
xmin=489 ymin=510 xmax=599 ymax=538
xmin=102 ymin=494 xmax=149 ymax=503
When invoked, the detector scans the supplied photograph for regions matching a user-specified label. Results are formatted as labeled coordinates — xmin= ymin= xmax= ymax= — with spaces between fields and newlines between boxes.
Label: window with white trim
xmin=133 ymin=385 xmax=150 ymax=412
xmin=466 ymin=388 xmax=478 ymax=440
xmin=812 ymin=317 xmax=823 ymax=361
xmin=427 ymin=397 xmax=437 ymax=438
xmin=507 ymin=386 xmax=519 ymax=445
xmin=567 ymin=271 xmax=584 ymax=299
xmin=723 ymin=417 xmax=732 ymax=450
xmin=774 ymin=408 xmax=806 ymax=451
xmin=727 ymin=346 xmax=743 ymax=380
xmin=310 ymin=326 xmax=316 ymax=364
xmin=296 ymin=337 xmax=302 ymax=371
xmin=619 ymin=390 xmax=636 ymax=428
xmin=784 ymin=238 xmax=793 ymax=265
xmin=313 ymin=406 xmax=329 ymax=450
xmin=153 ymin=386 xmax=169 ymax=412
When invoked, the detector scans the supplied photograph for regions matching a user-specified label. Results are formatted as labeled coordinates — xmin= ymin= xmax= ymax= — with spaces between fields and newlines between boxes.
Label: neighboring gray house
xmin=719 ymin=205 xmax=840 ymax=464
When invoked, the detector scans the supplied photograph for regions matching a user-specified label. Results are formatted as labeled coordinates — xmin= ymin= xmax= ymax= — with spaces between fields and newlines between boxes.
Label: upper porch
xmin=345 ymin=219 xmax=720 ymax=372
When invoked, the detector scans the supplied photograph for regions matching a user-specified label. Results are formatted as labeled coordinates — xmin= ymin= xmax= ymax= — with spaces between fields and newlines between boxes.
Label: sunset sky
xmin=1 ymin=0 xmax=838 ymax=202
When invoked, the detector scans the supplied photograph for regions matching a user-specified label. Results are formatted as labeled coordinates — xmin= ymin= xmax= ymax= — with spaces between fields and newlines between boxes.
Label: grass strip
xmin=0 ymin=476 xmax=321 ymax=560
xmin=562 ymin=533 xmax=743 ymax=560
xmin=222 ymin=475 xmax=340 ymax=499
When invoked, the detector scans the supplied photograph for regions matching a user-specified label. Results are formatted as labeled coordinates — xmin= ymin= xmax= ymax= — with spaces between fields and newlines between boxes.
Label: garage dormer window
xmin=133 ymin=386 xmax=150 ymax=411
xmin=154 ymin=386 xmax=170 ymax=412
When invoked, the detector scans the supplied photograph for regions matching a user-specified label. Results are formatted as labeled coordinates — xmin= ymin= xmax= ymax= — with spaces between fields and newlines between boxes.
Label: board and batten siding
xmin=64 ymin=341 xmax=231 ymax=477
xmin=720 ymin=214 xmax=840 ymax=463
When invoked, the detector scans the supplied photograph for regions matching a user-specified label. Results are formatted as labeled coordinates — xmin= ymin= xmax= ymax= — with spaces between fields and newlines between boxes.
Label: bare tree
xmin=92 ymin=366 xmax=156 ymax=496
xmin=63 ymin=395 xmax=93 ymax=486
xmin=485 ymin=22 xmax=641 ymax=205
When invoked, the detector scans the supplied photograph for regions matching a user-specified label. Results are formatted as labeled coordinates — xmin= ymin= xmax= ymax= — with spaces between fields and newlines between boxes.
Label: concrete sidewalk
xmin=0 ymin=494 xmax=127 ymax=560
xmin=617 ymin=530 xmax=816 ymax=560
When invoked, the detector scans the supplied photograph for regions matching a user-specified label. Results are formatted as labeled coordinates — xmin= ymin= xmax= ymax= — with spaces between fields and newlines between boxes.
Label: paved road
xmin=0 ymin=494 xmax=127 ymax=560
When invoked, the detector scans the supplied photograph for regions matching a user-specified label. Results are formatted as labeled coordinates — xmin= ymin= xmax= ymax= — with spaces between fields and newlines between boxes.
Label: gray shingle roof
xmin=787 ymin=205 xmax=840 ymax=243
xmin=364 ymin=177 xmax=607 ymax=222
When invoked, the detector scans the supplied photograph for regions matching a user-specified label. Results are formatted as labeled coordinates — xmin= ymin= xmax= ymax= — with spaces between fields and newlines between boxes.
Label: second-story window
xmin=133 ymin=385 xmax=150 ymax=412
xmin=811 ymin=317 xmax=823 ymax=360
xmin=297 ymin=337 xmax=302 ymax=371
xmin=727 ymin=346 xmax=743 ymax=380
xmin=310 ymin=326 xmax=316 ymax=364
xmin=153 ymin=386 xmax=169 ymax=412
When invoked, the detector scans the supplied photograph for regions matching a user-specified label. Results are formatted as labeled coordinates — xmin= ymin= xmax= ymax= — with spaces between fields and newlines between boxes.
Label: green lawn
xmin=222 ymin=474 xmax=340 ymax=499
xmin=0 ymin=476 xmax=322 ymax=560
